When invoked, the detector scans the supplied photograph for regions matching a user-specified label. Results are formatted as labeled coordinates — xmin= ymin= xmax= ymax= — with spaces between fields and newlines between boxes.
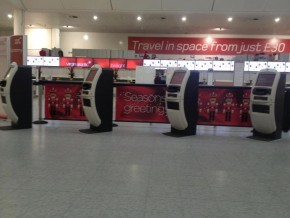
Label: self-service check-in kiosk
xmin=249 ymin=69 xmax=286 ymax=140
xmin=165 ymin=69 xmax=199 ymax=136
xmin=0 ymin=62 xmax=32 ymax=129
xmin=80 ymin=64 xmax=113 ymax=133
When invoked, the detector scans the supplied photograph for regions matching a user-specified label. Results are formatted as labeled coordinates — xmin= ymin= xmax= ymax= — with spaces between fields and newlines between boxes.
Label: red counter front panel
xmin=44 ymin=83 xmax=251 ymax=127
xmin=45 ymin=83 xmax=87 ymax=120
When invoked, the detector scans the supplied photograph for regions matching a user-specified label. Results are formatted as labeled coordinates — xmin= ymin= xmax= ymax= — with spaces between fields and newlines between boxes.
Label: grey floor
xmin=0 ymin=120 xmax=290 ymax=218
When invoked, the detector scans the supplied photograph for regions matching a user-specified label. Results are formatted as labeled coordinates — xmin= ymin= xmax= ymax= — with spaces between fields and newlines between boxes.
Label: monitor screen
xmin=86 ymin=69 xmax=98 ymax=82
xmin=255 ymin=74 xmax=276 ymax=87
xmin=170 ymin=70 xmax=186 ymax=84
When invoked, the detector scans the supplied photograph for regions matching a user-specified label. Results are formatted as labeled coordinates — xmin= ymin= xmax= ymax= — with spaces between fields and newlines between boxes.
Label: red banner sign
xmin=45 ymin=83 xmax=87 ymax=120
xmin=94 ymin=58 xmax=110 ymax=68
xmin=10 ymin=35 xmax=24 ymax=64
xmin=77 ymin=58 xmax=93 ymax=67
xmin=128 ymin=36 xmax=290 ymax=55
xmin=115 ymin=85 xmax=252 ymax=127
xmin=115 ymin=85 xmax=168 ymax=123
xmin=126 ymin=59 xmax=143 ymax=69
xmin=43 ymin=83 xmax=252 ymax=127
xmin=198 ymin=87 xmax=251 ymax=127
xmin=60 ymin=57 xmax=77 ymax=67
xmin=110 ymin=59 xmax=126 ymax=69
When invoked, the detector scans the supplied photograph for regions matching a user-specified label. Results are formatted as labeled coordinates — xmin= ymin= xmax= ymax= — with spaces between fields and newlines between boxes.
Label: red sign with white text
xmin=77 ymin=58 xmax=93 ymax=67
xmin=110 ymin=59 xmax=126 ymax=69
xmin=93 ymin=58 xmax=110 ymax=68
xmin=126 ymin=59 xmax=143 ymax=69
xmin=128 ymin=37 xmax=290 ymax=55
xmin=60 ymin=57 xmax=77 ymax=67
xmin=10 ymin=35 xmax=24 ymax=64
xmin=115 ymin=85 xmax=168 ymax=123
xmin=115 ymin=85 xmax=252 ymax=126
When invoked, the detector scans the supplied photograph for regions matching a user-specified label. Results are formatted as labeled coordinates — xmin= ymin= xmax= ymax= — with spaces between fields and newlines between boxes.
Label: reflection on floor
xmin=0 ymin=120 xmax=290 ymax=218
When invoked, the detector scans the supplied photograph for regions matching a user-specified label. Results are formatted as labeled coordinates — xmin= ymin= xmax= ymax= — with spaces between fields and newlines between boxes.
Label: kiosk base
xmin=79 ymin=124 xmax=112 ymax=134
xmin=33 ymin=120 xmax=48 ymax=125
xmin=163 ymin=126 xmax=196 ymax=137
xmin=0 ymin=125 xmax=31 ymax=130
xmin=248 ymin=129 xmax=281 ymax=141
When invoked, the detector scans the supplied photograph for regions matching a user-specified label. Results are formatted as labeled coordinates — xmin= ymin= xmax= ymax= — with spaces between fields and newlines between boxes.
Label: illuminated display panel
xmin=267 ymin=62 xmax=286 ymax=72
xmin=286 ymin=62 xmax=290 ymax=72
xmin=86 ymin=69 xmax=98 ymax=82
xmin=194 ymin=61 xmax=213 ymax=71
xmin=248 ymin=61 xmax=267 ymax=72
xmin=244 ymin=61 xmax=250 ymax=71
xmin=109 ymin=59 xmax=126 ymax=69
xmin=177 ymin=60 xmax=195 ymax=70
xmin=213 ymin=61 xmax=235 ymax=71
xmin=143 ymin=59 xmax=161 ymax=67
xmin=60 ymin=57 xmax=77 ymax=67
xmin=170 ymin=71 xmax=186 ymax=84
xmin=77 ymin=58 xmax=93 ymax=67
xmin=160 ymin=60 xmax=178 ymax=67
xmin=27 ymin=56 xmax=44 ymax=66
xmin=255 ymin=74 xmax=276 ymax=87
xmin=126 ymin=59 xmax=143 ymax=69
xmin=93 ymin=58 xmax=110 ymax=68
xmin=43 ymin=57 xmax=60 ymax=66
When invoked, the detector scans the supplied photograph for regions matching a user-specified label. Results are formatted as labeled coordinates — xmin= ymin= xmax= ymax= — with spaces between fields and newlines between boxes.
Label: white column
xmin=51 ymin=28 xmax=60 ymax=48
xmin=13 ymin=9 xmax=25 ymax=35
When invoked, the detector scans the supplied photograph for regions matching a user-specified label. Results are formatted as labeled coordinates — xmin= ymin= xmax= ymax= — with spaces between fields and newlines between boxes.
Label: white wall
xmin=59 ymin=32 xmax=290 ymax=59
xmin=0 ymin=31 xmax=13 ymax=37
xmin=22 ymin=30 xmax=290 ymax=58
xmin=25 ymin=29 xmax=54 ymax=56
xmin=60 ymin=32 xmax=129 ymax=57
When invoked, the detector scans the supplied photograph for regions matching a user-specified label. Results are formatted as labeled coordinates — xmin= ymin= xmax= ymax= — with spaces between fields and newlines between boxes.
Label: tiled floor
xmin=0 ymin=120 xmax=290 ymax=218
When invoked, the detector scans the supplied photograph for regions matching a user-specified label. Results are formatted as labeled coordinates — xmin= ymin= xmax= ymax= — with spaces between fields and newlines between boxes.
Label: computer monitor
xmin=255 ymin=73 xmax=276 ymax=87
xmin=86 ymin=69 xmax=98 ymax=82
xmin=170 ymin=70 xmax=186 ymax=85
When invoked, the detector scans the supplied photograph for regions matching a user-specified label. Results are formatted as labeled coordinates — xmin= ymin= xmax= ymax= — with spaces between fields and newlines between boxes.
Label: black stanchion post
xmin=33 ymin=67 xmax=48 ymax=125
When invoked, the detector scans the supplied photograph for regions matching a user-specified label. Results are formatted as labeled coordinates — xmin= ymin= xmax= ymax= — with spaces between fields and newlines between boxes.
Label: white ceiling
xmin=1 ymin=0 xmax=290 ymax=35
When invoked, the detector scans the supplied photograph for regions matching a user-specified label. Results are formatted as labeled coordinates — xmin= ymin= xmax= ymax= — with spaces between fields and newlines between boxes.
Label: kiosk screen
xmin=86 ymin=69 xmax=98 ymax=82
xmin=255 ymin=74 xmax=276 ymax=87
xmin=170 ymin=71 xmax=186 ymax=84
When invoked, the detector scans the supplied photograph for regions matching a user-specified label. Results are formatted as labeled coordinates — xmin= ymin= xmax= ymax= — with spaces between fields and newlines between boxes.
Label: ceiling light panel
xmin=162 ymin=0 xmax=214 ymax=12
xmin=213 ymin=0 xmax=265 ymax=12
xmin=22 ymin=0 xmax=64 ymax=10
xmin=61 ymin=0 xmax=111 ymax=10
xmin=264 ymin=0 xmax=290 ymax=12
xmin=111 ymin=0 xmax=161 ymax=11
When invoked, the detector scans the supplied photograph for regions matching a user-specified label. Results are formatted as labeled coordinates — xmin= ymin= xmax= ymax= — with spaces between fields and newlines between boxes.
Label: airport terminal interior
xmin=1 ymin=0 xmax=290 ymax=217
